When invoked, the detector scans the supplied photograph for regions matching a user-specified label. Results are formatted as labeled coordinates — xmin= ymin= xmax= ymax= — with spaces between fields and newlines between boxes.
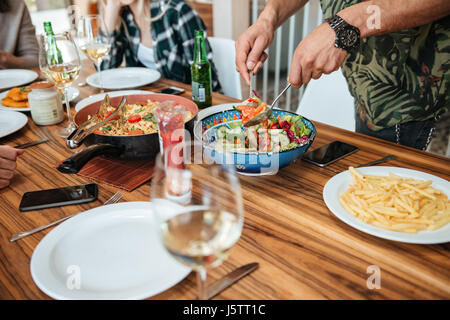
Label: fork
xmin=326 ymin=155 xmax=397 ymax=174
xmin=249 ymin=72 xmax=254 ymax=98
xmin=10 ymin=191 xmax=123 ymax=242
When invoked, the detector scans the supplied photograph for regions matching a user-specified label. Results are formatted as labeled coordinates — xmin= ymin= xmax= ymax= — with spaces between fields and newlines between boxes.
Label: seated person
xmin=0 ymin=0 xmax=39 ymax=69
xmin=100 ymin=0 xmax=222 ymax=91
xmin=0 ymin=146 xmax=24 ymax=189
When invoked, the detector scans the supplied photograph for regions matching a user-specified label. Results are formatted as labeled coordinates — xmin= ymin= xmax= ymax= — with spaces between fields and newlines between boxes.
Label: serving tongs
xmin=66 ymin=95 xmax=127 ymax=149
xmin=68 ymin=94 xmax=113 ymax=144
xmin=243 ymin=82 xmax=292 ymax=128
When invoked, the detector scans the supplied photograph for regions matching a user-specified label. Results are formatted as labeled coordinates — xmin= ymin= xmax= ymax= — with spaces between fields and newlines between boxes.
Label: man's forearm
xmin=258 ymin=0 xmax=308 ymax=29
xmin=338 ymin=0 xmax=450 ymax=39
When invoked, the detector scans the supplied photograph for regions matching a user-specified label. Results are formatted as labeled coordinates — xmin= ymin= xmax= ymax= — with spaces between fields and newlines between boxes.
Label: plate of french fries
xmin=323 ymin=166 xmax=450 ymax=244
xmin=0 ymin=86 xmax=79 ymax=112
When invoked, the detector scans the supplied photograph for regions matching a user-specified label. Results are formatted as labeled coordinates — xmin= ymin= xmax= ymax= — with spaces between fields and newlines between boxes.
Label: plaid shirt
xmin=101 ymin=0 xmax=222 ymax=92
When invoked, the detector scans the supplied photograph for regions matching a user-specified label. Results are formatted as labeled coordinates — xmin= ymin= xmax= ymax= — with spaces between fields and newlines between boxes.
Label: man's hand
xmin=235 ymin=19 xmax=274 ymax=85
xmin=0 ymin=146 xmax=24 ymax=189
xmin=288 ymin=23 xmax=347 ymax=88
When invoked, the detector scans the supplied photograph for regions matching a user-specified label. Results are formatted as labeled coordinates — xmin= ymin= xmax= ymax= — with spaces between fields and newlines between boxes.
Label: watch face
xmin=338 ymin=26 xmax=360 ymax=49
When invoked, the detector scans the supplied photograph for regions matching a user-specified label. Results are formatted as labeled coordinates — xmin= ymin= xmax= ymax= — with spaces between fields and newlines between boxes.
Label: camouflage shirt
xmin=320 ymin=0 xmax=450 ymax=131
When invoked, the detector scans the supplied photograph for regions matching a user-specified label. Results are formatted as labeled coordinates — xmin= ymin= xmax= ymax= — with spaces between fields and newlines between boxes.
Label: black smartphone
xmin=19 ymin=184 xmax=98 ymax=212
xmin=302 ymin=141 xmax=358 ymax=167
xmin=157 ymin=86 xmax=185 ymax=95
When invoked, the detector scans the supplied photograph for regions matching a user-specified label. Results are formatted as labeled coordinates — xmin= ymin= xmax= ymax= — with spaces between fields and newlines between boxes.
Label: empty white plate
xmin=0 ymin=110 xmax=28 ymax=138
xmin=30 ymin=202 xmax=191 ymax=300
xmin=323 ymin=166 xmax=450 ymax=244
xmin=75 ymin=90 xmax=154 ymax=112
xmin=0 ymin=69 xmax=38 ymax=91
xmin=86 ymin=68 xmax=161 ymax=90
xmin=0 ymin=86 xmax=79 ymax=112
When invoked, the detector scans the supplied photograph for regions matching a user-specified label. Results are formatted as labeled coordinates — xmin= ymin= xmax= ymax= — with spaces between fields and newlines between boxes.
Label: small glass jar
xmin=28 ymin=81 xmax=64 ymax=125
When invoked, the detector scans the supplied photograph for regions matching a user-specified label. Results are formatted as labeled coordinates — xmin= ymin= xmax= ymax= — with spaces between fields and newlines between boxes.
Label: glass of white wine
xmin=151 ymin=144 xmax=244 ymax=300
xmin=77 ymin=15 xmax=112 ymax=91
xmin=38 ymin=32 xmax=81 ymax=137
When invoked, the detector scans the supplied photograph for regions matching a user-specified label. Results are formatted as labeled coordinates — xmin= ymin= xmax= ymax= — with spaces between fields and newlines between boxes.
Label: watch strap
xmin=326 ymin=15 xmax=346 ymax=32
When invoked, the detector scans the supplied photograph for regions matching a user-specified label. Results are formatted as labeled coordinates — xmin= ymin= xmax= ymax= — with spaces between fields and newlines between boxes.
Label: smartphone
xmin=19 ymin=183 xmax=98 ymax=212
xmin=302 ymin=141 xmax=358 ymax=167
xmin=157 ymin=86 xmax=185 ymax=95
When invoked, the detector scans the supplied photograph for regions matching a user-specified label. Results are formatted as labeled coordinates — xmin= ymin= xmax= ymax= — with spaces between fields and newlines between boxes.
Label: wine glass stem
xmin=197 ymin=268 xmax=207 ymax=300
xmin=96 ymin=59 xmax=103 ymax=92
xmin=62 ymin=87 xmax=72 ymax=124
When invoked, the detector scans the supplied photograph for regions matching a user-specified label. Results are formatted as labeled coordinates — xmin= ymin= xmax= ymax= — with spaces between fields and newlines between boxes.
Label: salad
xmin=214 ymin=95 xmax=312 ymax=153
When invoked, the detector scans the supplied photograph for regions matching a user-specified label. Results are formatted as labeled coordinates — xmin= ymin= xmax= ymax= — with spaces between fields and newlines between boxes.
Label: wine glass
xmin=77 ymin=15 xmax=112 ymax=91
xmin=38 ymin=32 xmax=81 ymax=137
xmin=151 ymin=143 xmax=244 ymax=299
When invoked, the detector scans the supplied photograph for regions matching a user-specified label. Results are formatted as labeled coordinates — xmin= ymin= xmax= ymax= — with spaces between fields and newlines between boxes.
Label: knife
xmin=13 ymin=138 xmax=49 ymax=149
xmin=205 ymin=262 xmax=259 ymax=300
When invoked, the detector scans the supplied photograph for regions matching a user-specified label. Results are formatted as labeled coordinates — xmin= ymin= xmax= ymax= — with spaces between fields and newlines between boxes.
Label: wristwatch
xmin=326 ymin=15 xmax=360 ymax=52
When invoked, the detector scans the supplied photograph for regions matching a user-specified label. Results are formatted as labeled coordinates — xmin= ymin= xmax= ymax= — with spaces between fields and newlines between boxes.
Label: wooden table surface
xmin=0 ymin=64 xmax=449 ymax=300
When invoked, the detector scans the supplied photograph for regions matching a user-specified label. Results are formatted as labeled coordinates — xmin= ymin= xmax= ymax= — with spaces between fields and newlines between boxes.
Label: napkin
xmin=76 ymin=156 xmax=154 ymax=192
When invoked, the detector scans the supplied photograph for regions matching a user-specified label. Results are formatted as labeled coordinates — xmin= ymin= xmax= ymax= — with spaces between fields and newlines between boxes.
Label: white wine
xmin=161 ymin=209 xmax=242 ymax=270
xmin=43 ymin=64 xmax=81 ymax=88
xmin=80 ymin=43 xmax=111 ymax=63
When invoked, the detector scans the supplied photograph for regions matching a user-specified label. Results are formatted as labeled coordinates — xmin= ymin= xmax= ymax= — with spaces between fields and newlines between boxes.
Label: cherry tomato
xmin=103 ymin=111 xmax=120 ymax=121
xmin=128 ymin=115 xmax=142 ymax=123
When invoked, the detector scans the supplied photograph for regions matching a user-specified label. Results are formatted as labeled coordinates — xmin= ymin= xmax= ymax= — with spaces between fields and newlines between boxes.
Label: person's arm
xmin=72 ymin=0 xmax=91 ymax=16
xmin=0 ymin=3 xmax=38 ymax=69
xmin=288 ymin=0 xmax=450 ymax=88
xmin=98 ymin=0 xmax=126 ymax=70
xmin=235 ymin=0 xmax=308 ymax=84
xmin=339 ymin=0 xmax=450 ymax=39
xmin=0 ymin=146 xmax=24 ymax=189
xmin=101 ymin=0 xmax=123 ymax=34
xmin=0 ymin=51 xmax=27 ymax=69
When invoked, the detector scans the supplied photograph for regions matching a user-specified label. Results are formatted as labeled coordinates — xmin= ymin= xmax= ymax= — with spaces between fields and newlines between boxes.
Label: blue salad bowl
xmin=194 ymin=108 xmax=316 ymax=175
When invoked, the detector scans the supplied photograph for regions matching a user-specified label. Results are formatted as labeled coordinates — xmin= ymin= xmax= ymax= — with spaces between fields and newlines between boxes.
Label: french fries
xmin=339 ymin=167 xmax=450 ymax=233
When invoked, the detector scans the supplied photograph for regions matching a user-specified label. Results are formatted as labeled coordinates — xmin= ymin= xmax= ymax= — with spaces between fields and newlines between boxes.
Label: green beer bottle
xmin=43 ymin=21 xmax=63 ymax=65
xmin=191 ymin=30 xmax=212 ymax=109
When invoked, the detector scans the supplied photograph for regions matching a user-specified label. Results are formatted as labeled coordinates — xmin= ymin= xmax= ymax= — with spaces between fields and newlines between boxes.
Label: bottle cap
xmin=30 ymin=81 xmax=54 ymax=90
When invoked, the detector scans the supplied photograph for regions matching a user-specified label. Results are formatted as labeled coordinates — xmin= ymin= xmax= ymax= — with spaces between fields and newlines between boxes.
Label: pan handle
xmin=57 ymin=143 xmax=124 ymax=174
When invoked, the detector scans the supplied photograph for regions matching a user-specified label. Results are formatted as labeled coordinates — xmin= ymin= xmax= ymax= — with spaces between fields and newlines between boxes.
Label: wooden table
xmin=0 ymin=65 xmax=449 ymax=300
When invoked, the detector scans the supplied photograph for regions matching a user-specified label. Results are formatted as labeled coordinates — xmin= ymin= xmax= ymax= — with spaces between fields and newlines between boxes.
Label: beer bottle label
xmin=192 ymin=81 xmax=206 ymax=102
